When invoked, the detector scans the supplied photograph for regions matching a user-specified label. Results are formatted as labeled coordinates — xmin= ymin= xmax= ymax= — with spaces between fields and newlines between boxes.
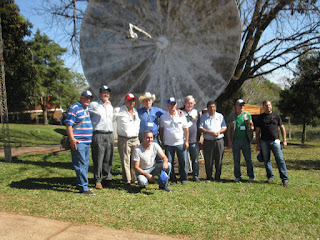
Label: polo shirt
xmin=199 ymin=112 xmax=227 ymax=140
xmin=65 ymin=101 xmax=93 ymax=143
xmin=114 ymin=105 xmax=140 ymax=138
xmin=182 ymin=109 xmax=199 ymax=143
xmin=159 ymin=110 xmax=188 ymax=146
xmin=89 ymin=99 xmax=113 ymax=132
xmin=133 ymin=143 xmax=162 ymax=169
xmin=137 ymin=106 xmax=165 ymax=135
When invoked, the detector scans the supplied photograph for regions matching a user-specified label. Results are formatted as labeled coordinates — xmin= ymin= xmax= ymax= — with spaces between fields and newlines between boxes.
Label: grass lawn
xmin=0 ymin=145 xmax=319 ymax=239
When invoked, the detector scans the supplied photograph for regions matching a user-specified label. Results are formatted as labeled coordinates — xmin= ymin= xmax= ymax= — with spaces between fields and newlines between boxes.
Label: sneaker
xmin=181 ymin=181 xmax=187 ymax=185
xmin=125 ymin=181 xmax=131 ymax=185
xmin=95 ymin=183 xmax=103 ymax=190
xmin=265 ymin=179 xmax=274 ymax=184
xmin=234 ymin=178 xmax=241 ymax=182
xmin=206 ymin=177 xmax=214 ymax=182
xmin=194 ymin=178 xmax=201 ymax=183
xmin=159 ymin=186 xmax=171 ymax=192
xmin=82 ymin=190 xmax=96 ymax=195
xmin=248 ymin=178 xmax=255 ymax=183
xmin=283 ymin=182 xmax=289 ymax=187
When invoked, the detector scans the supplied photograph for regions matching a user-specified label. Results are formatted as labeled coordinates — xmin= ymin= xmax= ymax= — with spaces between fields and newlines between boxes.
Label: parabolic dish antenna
xmin=80 ymin=0 xmax=241 ymax=109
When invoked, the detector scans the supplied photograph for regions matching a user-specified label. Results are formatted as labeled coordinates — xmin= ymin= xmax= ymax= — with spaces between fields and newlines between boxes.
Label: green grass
xmin=0 ymin=124 xmax=65 ymax=147
xmin=0 ymin=146 xmax=319 ymax=239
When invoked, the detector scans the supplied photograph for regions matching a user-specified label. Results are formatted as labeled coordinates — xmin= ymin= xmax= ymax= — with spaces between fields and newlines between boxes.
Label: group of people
xmin=65 ymin=86 xmax=289 ymax=195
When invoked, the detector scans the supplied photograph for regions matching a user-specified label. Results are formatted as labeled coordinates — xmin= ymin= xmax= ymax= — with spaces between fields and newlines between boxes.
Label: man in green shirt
xmin=227 ymin=99 xmax=255 ymax=182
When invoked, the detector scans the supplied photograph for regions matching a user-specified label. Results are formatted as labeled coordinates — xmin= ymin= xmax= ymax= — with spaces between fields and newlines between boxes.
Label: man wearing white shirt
xmin=114 ymin=93 xmax=141 ymax=184
xmin=89 ymin=85 xmax=114 ymax=190
xmin=133 ymin=130 xmax=172 ymax=192
xmin=160 ymin=97 xmax=189 ymax=184
xmin=199 ymin=101 xmax=227 ymax=182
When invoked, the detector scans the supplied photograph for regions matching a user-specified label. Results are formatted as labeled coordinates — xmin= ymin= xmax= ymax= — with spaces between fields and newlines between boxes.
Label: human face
xmin=80 ymin=96 xmax=92 ymax=108
xmin=263 ymin=101 xmax=272 ymax=114
xmin=143 ymin=132 xmax=154 ymax=147
xmin=207 ymin=104 xmax=216 ymax=116
xmin=142 ymin=98 xmax=153 ymax=110
xmin=99 ymin=90 xmax=110 ymax=103
xmin=125 ymin=98 xmax=135 ymax=110
xmin=184 ymin=98 xmax=195 ymax=112
xmin=235 ymin=103 xmax=245 ymax=114
xmin=167 ymin=102 xmax=177 ymax=112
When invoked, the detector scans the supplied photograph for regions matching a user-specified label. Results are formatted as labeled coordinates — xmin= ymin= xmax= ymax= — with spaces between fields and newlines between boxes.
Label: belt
xmin=93 ymin=131 xmax=113 ymax=134
xmin=118 ymin=135 xmax=138 ymax=140
xmin=204 ymin=138 xmax=223 ymax=141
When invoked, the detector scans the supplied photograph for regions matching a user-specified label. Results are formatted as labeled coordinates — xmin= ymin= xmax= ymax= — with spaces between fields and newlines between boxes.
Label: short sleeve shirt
xmin=256 ymin=112 xmax=283 ymax=141
xmin=133 ymin=143 xmax=163 ymax=169
xmin=159 ymin=111 xmax=188 ymax=146
xmin=182 ymin=109 xmax=199 ymax=144
xmin=137 ymin=107 xmax=165 ymax=135
xmin=65 ymin=101 xmax=93 ymax=143
xmin=199 ymin=112 xmax=227 ymax=140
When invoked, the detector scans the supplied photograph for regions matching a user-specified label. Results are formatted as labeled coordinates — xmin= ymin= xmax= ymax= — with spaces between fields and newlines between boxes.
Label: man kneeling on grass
xmin=133 ymin=130 xmax=172 ymax=192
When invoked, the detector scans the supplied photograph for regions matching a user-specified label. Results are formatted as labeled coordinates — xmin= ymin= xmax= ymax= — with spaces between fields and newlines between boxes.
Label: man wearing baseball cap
xmin=114 ymin=93 xmax=141 ymax=184
xmin=89 ymin=85 xmax=114 ymax=190
xmin=159 ymin=97 xmax=189 ymax=184
xmin=65 ymin=90 xmax=95 ymax=195
xmin=227 ymin=99 xmax=255 ymax=182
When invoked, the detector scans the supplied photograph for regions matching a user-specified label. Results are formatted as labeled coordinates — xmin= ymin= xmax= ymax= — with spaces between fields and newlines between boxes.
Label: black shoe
xmin=102 ymin=180 xmax=112 ymax=187
xmin=159 ymin=186 xmax=171 ymax=192
xmin=82 ymin=190 xmax=96 ymax=195
xmin=206 ymin=177 xmax=214 ymax=182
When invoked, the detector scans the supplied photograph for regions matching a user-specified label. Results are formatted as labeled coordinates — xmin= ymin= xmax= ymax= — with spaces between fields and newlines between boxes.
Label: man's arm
xmin=255 ymin=127 xmax=261 ymax=151
xmin=280 ymin=125 xmax=287 ymax=148
xmin=133 ymin=161 xmax=155 ymax=182
xmin=66 ymin=124 xmax=79 ymax=151
xmin=183 ymin=127 xmax=189 ymax=149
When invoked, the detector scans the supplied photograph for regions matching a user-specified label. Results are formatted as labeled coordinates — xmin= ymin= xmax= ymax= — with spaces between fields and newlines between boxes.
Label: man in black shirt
xmin=255 ymin=100 xmax=289 ymax=187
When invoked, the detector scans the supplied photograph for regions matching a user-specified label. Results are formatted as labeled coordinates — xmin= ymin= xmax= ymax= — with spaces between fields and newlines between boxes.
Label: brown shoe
xmin=95 ymin=183 xmax=103 ymax=190
xmin=265 ymin=179 xmax=274 ymax=184
xmin=283 ymin=182 xmax=289 ymax=187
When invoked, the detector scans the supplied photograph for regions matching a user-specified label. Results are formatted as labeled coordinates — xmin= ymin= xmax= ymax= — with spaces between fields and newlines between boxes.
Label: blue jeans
xmin=187 ymin=143 xmax=199 ymax=179
xmin=233 ymin=139 xmax=255 ymax=179
xmin=165 ymin=144 xmax=188 ymax=182
xmin=71 ymin=143 xmax=91 ymax=192
xmin=260 ymin=139 xmax=289 ymax=182
xmin=136 ymin=162 xmax=172 ymax=188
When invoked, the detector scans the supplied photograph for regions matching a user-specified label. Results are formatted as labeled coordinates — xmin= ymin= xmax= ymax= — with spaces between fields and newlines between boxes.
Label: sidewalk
xmin=0 ymin=212 xmax=181 ymax=240
xmin=0 ymin=145 xmax=61 ymax=157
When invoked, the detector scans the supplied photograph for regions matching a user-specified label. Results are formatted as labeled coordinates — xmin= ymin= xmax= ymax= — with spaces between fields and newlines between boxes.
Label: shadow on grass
xmin=54 ymin=128 xmax=67 ymax=135
xmin=9 ymin=177 xmax=76 ymax=193
xmin=99 ymin=179 xmax=155 ymax=195
xmin=285 ymin=159 xmax=320 ymax=170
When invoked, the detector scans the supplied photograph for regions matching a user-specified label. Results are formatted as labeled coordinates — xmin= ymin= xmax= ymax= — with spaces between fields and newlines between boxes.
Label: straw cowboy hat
xmin=139 ymin=92 xmax=156 ymax=103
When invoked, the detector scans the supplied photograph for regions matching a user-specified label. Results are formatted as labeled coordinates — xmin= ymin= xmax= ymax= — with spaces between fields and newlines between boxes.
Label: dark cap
xmin=100 ymin=85 xmax=111 ymax=92
xmin=81 ymin=90 xmax=93 ymax=97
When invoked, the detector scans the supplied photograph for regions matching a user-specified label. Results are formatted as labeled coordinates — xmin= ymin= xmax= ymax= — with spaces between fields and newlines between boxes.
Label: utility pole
xmin=0 ymin=12 xmax=12 ymax=162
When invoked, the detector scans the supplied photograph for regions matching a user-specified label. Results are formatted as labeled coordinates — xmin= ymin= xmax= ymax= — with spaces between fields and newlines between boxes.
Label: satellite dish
xmin=80 ymin=0 xmax=241 ymax=109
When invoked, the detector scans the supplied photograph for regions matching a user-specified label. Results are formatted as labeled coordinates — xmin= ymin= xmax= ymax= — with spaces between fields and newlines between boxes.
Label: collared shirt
xmin=182 ymin=108 xmax=199 ymax=144
xmin=133 ymin=142 xmax=162 ymax=169
xmin=65 ymin=101 xmax=93 ymax=143
xmin=114 ymin=105 xmax=140 ymax=138
xmin=89 ymin=99 xmax=113 ymax=132
xmin=199 ymin=112 xmax=227 ymax=140
xmin=137 ymin=106 xmax=165 ymax=135
xmin=160 ymin=110 xmax=188 ymax=146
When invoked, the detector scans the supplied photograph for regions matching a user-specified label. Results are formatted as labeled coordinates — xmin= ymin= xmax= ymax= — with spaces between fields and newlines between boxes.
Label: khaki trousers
xmin=118 ymin=136 xmax=140 ymax=182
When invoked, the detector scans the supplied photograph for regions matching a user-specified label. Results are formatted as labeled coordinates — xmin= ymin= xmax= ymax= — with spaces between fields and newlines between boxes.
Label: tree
xmin=278 ymin=52 xmax=320 ymax=143
xmin=36 ymin=0 xmax=320 ymax=109
xmin=0 ymin=0 xmax=36 ymax=112
xmin=28 ymin=30 xmax=81 ymax=124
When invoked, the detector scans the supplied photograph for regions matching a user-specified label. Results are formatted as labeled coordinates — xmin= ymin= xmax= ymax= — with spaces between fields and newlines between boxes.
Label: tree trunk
xmin=42 ymin=105 xmax=48 ymax=125
xmin=301 ymin=123 xmax=306 ymax=144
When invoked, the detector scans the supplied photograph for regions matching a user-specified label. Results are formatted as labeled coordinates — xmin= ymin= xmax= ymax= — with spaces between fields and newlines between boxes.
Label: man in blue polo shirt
xmin=65 ymin=90 xmax=94 ymax=195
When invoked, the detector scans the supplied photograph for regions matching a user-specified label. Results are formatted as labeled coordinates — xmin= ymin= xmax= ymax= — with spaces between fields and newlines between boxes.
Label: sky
xmin=15 ymin=0 xmax=84 ymax=75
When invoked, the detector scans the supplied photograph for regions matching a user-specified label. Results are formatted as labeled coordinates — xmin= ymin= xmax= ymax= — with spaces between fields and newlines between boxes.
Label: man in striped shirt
xmin=65 ymin=90 xmax=94 ymax=195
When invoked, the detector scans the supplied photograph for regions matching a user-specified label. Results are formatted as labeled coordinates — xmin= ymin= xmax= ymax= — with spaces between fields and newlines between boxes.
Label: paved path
xmin=0 ymin=212 xmax=182 ymax=240
xmin=0 ymin=145 xmax=62 ymax=157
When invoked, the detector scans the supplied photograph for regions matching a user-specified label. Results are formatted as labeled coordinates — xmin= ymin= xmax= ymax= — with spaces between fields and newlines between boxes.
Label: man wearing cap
xmin=137 ymin=92 xmax=165 ymax=145
xmin=133 ymin=130 xmax=172 ymax=192
xmin=114 ymin=93 xmax=141 ymax=184
xmin=227 ymin=99 xmax=255 ymax=182
xmin=159 ymin=97 xmax=189 ymax=184
xmin=256 ymin=100 xmax=289 ymax=187
xmin=65 ymin=90 xmax=95 ymax=195
xmin=180 ymin=95 xmax=201 ymax=182
xmin=89 ymin=85 xmax=114 ymax=190
xmin=199 ymin=101 xmax=227 ymax=182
